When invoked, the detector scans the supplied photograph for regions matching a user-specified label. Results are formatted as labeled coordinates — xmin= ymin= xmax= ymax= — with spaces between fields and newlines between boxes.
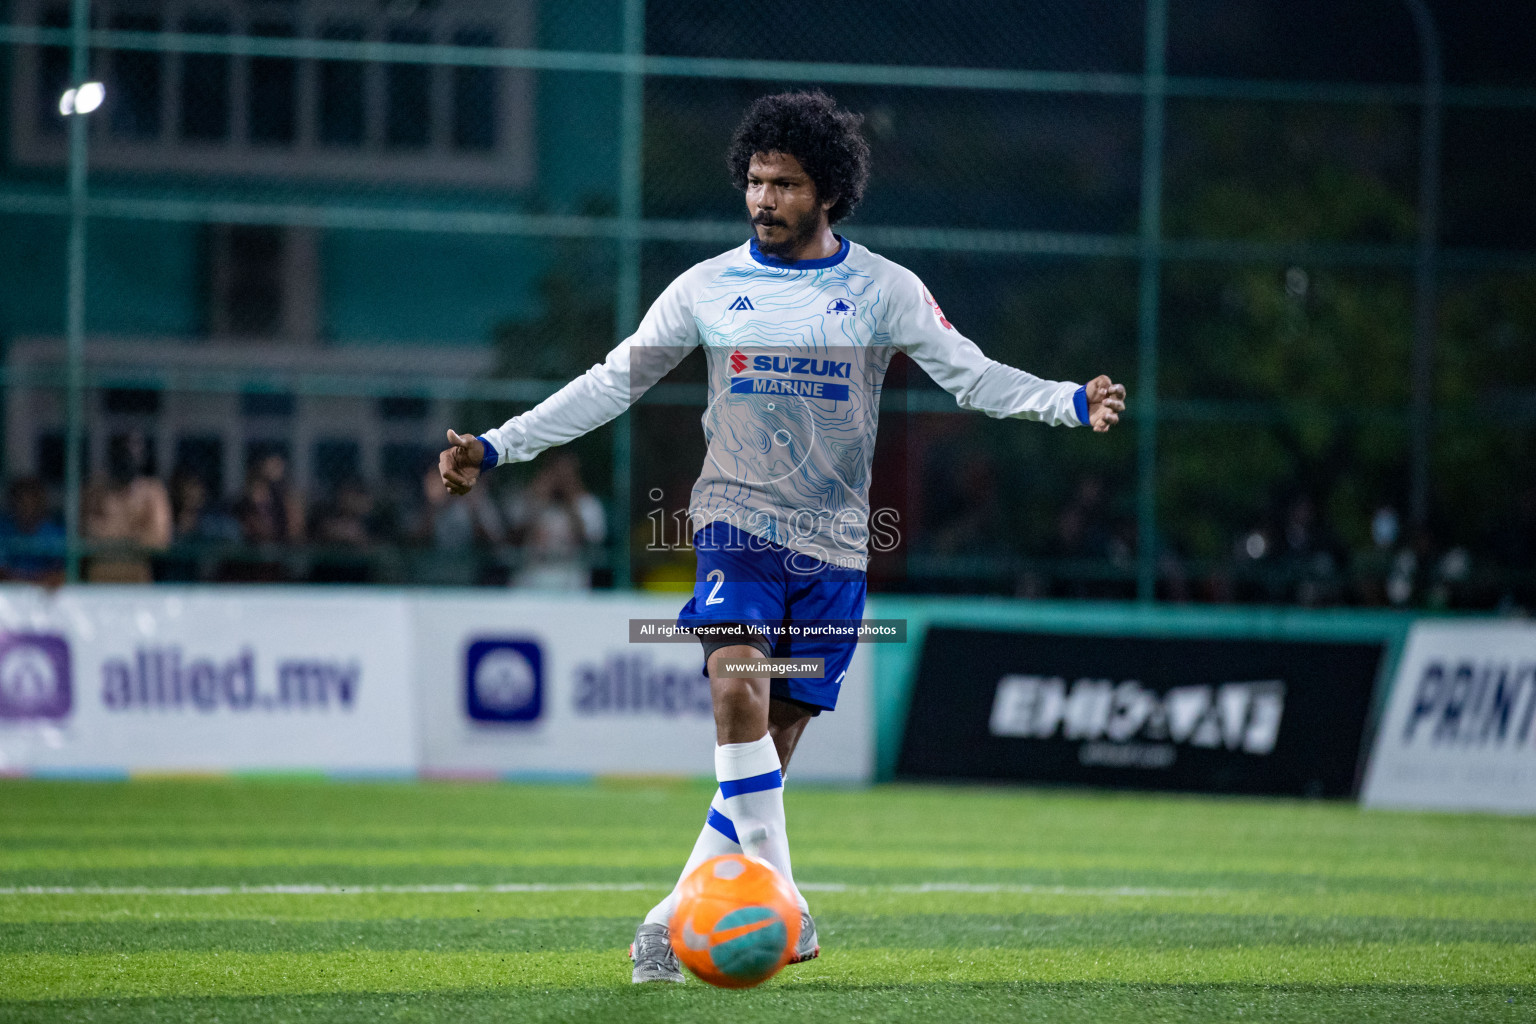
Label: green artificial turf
xmin=1 ymin=779 xmax=1532 ymax=1022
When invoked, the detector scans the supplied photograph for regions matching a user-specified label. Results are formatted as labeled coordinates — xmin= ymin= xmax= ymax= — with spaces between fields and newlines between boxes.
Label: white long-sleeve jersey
xmin=478 ymin=236 xmax=1088 ymax=571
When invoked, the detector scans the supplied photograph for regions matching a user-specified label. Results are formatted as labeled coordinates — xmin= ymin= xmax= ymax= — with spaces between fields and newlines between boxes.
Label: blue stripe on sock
xmin=719 ymin=769 xmax=782 ymax=799
xmin=706 ymin=807 xmax=739 ymax=843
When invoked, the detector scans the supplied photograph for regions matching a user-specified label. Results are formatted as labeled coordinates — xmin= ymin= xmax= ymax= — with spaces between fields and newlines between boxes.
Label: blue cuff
xmin=1073 ymin=385 xmax=1090 ymax=426
xmin=475 ymin=435 xmax=498 ymax=472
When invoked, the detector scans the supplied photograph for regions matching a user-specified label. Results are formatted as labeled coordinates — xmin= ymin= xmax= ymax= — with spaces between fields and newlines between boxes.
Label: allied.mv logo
xmin=465 ymin=639 xmax=543 ymax=723
xmin=0 ymin=633 xmax=71 ymax=720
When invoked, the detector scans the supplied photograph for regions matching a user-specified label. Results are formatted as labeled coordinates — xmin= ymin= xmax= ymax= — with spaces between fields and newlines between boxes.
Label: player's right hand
xmin=439 ymin=430 xmax=485 ymax=495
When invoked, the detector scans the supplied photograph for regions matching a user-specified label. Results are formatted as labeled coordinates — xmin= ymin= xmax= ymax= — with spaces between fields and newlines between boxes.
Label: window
xmin=452 ymin=26 xmax=497 ymax=152
xmin=207 ymin=224 xmax=318 ymax=341
xmin=385 ymin=25 xmax=432 ymax=149
xmin=212 ymin=226 xmax=286 ymax=337
xmin=249 ymin=20 xmax=298 ymax=145
xmin=34 ymin=4 xmax=69 ymax=137
xmin=318 ymin=22 xmax=366 ymax=146
xmin=378 ymin=397 xmax=429 ymax=421
xmin=108 ymin=12 xmax=163 ymax=140
xmin=382 ymin=442 xmax=436 ymax=488
xmin=313 ymin=439 xmax=362 ymax=480
xmin=11 ymin=0 xmax=534 ymax=188
xmin=102 ymin=388 xmax=162 ymax=415
xmin=175 ymin=435 xmax=225 ymax=496
xmin=240 ymin=390 xmax=296 ymax=418
xmin=179 ymin=14 xmax=231 ymax=142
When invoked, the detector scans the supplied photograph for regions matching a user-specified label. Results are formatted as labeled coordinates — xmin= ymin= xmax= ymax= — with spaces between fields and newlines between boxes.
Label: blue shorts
xmin=676 ymin=522 xmax=866 ymax=712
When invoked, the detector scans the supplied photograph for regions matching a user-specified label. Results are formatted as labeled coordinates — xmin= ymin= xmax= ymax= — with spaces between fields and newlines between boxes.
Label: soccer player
xmin=439 ymin=91 xmax=1127 ymax=983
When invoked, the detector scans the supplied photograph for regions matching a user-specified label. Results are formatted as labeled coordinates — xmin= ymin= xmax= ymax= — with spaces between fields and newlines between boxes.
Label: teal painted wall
xmin=0 ymin=215 xmax=202 ymax=337
xmin=0 ymin=0 xmax=630 ymax=348
xmin=320 ymin=231 xmax=546 ymax=344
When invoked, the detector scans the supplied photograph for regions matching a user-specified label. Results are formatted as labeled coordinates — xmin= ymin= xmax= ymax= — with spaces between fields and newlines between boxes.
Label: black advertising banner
xmin=898 ymin=628 xmax=1386 ymax=797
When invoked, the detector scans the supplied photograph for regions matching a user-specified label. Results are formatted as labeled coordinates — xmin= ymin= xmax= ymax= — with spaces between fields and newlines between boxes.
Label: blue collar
xmin=748 ymin=234 xmax=850 ymax=269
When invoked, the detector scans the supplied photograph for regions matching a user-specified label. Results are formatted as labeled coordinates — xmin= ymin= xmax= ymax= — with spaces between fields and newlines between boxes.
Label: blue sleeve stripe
xmin=706 ymin=806 xmax=740 ymax=844
xmin=718 ymin=769 xmax=783 ymax=798
xmin=1073 ymin=385 xmax=1090 ymax=426
xmin=475 ymin=435 xmax=498 ymax=472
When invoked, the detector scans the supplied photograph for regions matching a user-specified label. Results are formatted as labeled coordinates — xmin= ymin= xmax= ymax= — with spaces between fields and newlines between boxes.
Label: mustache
xmin=752 ymin=213 xmax=785 ymax=227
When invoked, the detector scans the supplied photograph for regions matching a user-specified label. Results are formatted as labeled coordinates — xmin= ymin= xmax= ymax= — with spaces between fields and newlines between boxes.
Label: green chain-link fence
xmin=0 ymin=0 xmax=1532 ymax=606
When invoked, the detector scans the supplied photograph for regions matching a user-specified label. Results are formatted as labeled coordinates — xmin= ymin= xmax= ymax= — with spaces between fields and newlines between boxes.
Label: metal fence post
xmin=1404 ymin=0 xmax=1442 ymax=531
xmin=1135 ymin=0 xmax=1168 ymax=602
xmin=610 ymin=0 xmax=645 ymax=590
xmin=62 ymin=0 xmax=91 ymax=583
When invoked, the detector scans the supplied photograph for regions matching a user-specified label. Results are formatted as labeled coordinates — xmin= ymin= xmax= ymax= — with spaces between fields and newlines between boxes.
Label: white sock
xmin=715 ymin=734 xmax=809 ymax=914
xmin=642 ymin=789 xmax=741 ymax=926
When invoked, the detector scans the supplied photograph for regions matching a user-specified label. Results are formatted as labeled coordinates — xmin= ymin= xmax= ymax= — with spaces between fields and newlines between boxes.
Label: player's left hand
xmin=1085 ymin=375 xmax=1126 ymax=433
xmin=439 ymin=429 xmax=485 ymax=495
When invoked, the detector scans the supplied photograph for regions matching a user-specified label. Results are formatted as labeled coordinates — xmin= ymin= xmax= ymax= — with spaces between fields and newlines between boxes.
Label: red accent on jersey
xmin=730 ymin=350 xmax=748 ymax=373
xmin=923 ymin=288 xmax=953 ymax=331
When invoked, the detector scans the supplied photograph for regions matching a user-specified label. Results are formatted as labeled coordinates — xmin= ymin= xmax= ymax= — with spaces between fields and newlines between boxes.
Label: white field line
xmin=0 ymin=882 xmax=1220 ymax=898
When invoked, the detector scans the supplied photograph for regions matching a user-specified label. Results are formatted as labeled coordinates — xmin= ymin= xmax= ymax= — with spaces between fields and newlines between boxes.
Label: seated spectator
xmin=310 ymin=476 xmax=378 ymax=548
xmin=414 ymin=464 xmax=501 ymax=551
xmin=234 ymin=452 xmax=304 ymax=545
xmin=170 ymin=469 xmax=240 ymax=544
xmin=504 ymin=453 xmax=606 ymax=590
xmin=304 ymin=476 xmax=374 ymax=583
xmin=156 ymin=469 xmax=240 ymax=583
xmin=0 ymin=477 xmax=65 ymax=585
xmin=83 ymin=432 xmax=172 ymax=583
xmin=408 ymin=465 xmax=503 ymax=586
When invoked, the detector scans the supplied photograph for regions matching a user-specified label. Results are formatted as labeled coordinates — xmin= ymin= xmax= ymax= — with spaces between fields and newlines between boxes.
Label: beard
xmin=752 ymin=206 xmax=822 ymax=259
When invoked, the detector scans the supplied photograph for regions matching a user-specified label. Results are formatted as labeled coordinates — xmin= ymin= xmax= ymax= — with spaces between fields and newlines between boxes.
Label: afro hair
xmin=727 ymin=91 xmax=871 ymax=225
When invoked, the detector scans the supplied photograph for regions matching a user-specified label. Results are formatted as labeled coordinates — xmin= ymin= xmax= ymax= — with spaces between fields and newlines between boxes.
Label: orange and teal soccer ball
xmin=668 ymin=853 xmax=802 ymax=988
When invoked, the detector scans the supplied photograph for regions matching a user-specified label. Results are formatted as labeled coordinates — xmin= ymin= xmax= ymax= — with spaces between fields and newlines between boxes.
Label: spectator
xmin=504 ymin=453 xmax=605 ymax=590
xmin=415 ymin=464 xmax=501 ymax=551
xmin=1352 ymin=505 xmax=1401 ymax=606
xmin=928 ymin=454 xmax=1008 ymax=557
xmin=310 ymin=476 xmax=378 ymax=548
xmin=0 ymin=477 xmax=65 ymax=585
xmin=170 ymin=469 xmax=240 ymax=544
xmin=83 ymin=432 xmax=172 ymax=583
xmin=235 ymin=452 xmax=304 ymax=545
xmin=409 ymin=465 xmax=503 ymax=586
xmin=1278 ymin=495 xmax=1341 ymax=606
xmin=155 ymin=469 xmax=240 ymax=583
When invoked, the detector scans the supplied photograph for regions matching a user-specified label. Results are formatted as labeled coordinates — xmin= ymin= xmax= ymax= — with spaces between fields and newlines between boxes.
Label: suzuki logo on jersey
xmin=748 ymin=355 xmax=851 ymax=378
xmin=728 ymin=355 xmax=854 ymax=402
xmin=728 ymin=295 xmax=755 ymax=311
xmin=825 ymin=298 xmax=856 ymax=315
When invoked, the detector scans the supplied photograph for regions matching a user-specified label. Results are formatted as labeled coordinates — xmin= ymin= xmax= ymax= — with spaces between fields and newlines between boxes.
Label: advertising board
xmin=898 ymin=627 xmax=1385 ymax=797
xmin=1361 ymin=621 xmax=1536 ymax=813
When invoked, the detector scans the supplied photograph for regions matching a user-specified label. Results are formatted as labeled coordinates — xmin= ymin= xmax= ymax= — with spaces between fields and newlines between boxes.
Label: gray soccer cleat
xmin=629 ymin=921 xmax=685 ymax=984
xmin=789 ymin=911 xmax=820 ymax=964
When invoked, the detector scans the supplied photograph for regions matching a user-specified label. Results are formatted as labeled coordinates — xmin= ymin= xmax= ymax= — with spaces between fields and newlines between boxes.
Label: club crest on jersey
xmin=923 ymin=287 xmax=953 ymax=331
xmin=728 ymin=295 xmax=755 ymax=311
xmin=825 ymin=298 xmax=856 ymax=315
